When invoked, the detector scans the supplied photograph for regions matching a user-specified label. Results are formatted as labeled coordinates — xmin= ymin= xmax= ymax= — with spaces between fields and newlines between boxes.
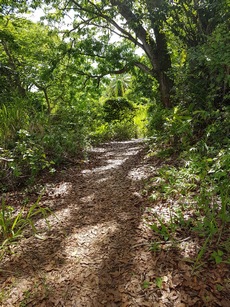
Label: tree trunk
xmin=156 ymin=71 xmax=173 ymax=108
xmin=110 ymin=0 xmax=174 ymax=108
xmin=154 ymin=28 xmax=174 ymax=108
xmin=43 ymin=88 xmax=51 ymax=114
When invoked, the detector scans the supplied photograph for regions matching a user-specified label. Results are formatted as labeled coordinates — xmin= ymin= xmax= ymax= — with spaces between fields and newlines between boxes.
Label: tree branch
xmin=110 ymin=0 xmax=158 ymax=69
xmin=133 ymin=62 xmax=154 ymax=76
xmin=71 ymin=0 xmax=144 ymax=49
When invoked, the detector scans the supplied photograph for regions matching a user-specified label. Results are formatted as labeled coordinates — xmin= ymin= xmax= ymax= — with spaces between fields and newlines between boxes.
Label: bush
xmin=91 ymin=119 xmax=137 ymax=142
xmin=147 ymin=103 xmax=193 ymax=149
xmin=0 ymin=101 xmax=30 ymax=148
xmin=109 ymin=119 xmax=137 ymax=141
xmin=42 ymin=102 xmax=100 ymax=162
xmin=0 ymin=129 xmax=53 ymax=191
xmin=103 ymin=97 xmax=135 ymax=122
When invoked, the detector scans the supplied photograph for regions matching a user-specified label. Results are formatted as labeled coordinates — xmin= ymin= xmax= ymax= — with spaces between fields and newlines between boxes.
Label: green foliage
xmin=14 ymin=129 xmax=53 ymax=176
xmin=172 ymin=20 xmax=230 ymax=110
xmin=150 ymin=221 xmax=170 ymax=242
xmin=0 ymin=101 xmax=30 ymax=147
xmin=109 ymin=119 xmax=136 ymax=141
xmin=0 ymin=196 xmax=51 ymax=258
xmin=103 ymin=74 xmax=132 ymax=98
xmin=146 ymin=119 xmax=230 ymax=269
xmin=149 ymin=242 xmax=160 ymax=252
xmin=92 ymin=119 xmax=137 ymax=142
xmin=147 ymin=102 xmax=230 ymax=155
xmin=92 ymin=92 xmax=148 ymax=142
xmin=147 ymin=103 xmax=193 ymax=149
xmin=142 ymin=280 xmax=150 ymax=289
xmin=0 ymin=128 xmax=54 ymax=190
xmin=147 ymin=103 xmax=169 ymax=134
xmin=0 ymin=1 xmax=228 ymax=252
xmin=103 ymin=97 xmax=135 ymax=122
xmin=155 ymin=277 xmax=163 ymax=289
xmin=0 ymin=96 xmax=104 ymax=191
xmin=0 ymin=12 xmax=107 ymax=190
xmin=211 ymin=250 xmax=224 ymax=264
xmin=133 ymin=104 xmax=148 ymax=138
xmin=100 ymin=71 xmax=148 ymax=140
xmin=146 ymin=94 xmax=230 ymax=269
xmin=43 ymin=103 xmax=95 ymax=162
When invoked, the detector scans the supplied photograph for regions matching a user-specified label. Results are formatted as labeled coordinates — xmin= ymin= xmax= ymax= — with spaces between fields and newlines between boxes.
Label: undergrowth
xmin=145 ymin=104 xmax=230 ymax=271
xmin=0 ymin=195 xmax=51 ymax=259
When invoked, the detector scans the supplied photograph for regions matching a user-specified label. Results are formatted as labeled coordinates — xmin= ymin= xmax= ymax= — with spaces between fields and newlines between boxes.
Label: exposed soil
xmin=0 ymin=140 xmax=229 ymax=306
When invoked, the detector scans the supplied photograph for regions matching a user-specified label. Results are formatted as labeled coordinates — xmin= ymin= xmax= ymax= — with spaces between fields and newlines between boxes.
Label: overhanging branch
xmin=70 ymin=0 xmax=143 ymax=49
xmin=133 ymin=62 xmax=155 ymax=76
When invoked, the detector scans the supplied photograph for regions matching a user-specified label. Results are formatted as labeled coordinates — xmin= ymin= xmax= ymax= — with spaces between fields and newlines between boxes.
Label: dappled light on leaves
xmin=44 ymin=182 xmax=73 ymax=198
xmin=63 ymin=222 xmax=118 ymax=259
xmin=82 ymin=158 xmax=128 ymax=174
xmin=128 ymin=165 xmax=152 ymax=181
xmin=80 ymin=193 xmax=95 ymax=204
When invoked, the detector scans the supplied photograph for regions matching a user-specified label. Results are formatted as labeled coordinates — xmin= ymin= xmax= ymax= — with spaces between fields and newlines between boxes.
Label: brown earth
xmin=0 ymin=140 xmax=229 ymax=306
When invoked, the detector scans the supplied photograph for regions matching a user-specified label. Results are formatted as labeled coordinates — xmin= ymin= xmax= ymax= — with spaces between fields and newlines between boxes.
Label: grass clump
xmin=0 ymin=195 xmax=51 ymax=259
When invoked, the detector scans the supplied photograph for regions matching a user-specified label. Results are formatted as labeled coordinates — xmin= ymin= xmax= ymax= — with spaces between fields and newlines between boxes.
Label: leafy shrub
xmin=147 ymin=103 xmax=193 ymax=149
xmin=109 ymin=119 xmax=137 ymax=141
xmin=0 ymin=129 xmax=53 ymax=191
xmin=90 ymin=97 xmax=143 ymax=142
xmin=103 ymin=97 xmax=135 ymax=122
xmin=146 ymin=135 xmax=230 ymax=267
xmin=147 ymin=102 xmax=169 ymax=133
xmin=0 ymin=101 xmax=30 ymax=147
xmin=173 ymin=22 xmax=230 ymax=111
xmin=42 ymin=103 xmax=98 ymax=162
xmin=133 ymin=103 xmax=148 ymax=138
xmin=0 ymin=95 xmax=104 ymax=191
xmin=92 ymin=119 xmax=137 ymax=142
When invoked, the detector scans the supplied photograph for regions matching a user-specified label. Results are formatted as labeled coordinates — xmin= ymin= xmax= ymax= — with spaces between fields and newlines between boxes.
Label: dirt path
xmin=0 ymin=140 xmax=152 ymax=306
xmin=0 ymin=140 xmax=229 ymax=306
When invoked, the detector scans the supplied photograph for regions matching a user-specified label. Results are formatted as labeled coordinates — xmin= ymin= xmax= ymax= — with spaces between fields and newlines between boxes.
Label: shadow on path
xmin=0 ymin=140 xmax=151 ymax=306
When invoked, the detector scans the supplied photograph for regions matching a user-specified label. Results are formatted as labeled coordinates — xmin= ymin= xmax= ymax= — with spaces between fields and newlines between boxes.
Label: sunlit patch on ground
xmin=89 ymin=147 xmax=106 ymax=153
xmin=82 ymin=158 xmax=128 ymax=174
xmin=102 ymin=151 xmax=117 ymax=158
xmin=122 ymin=149 xmax=141 ymax=156
xmin=63 ymin=222 xmax=118 ymax=259
xmin=139 ymin=203 xmax=202 ymax=259
xmin=128 ymin=165 xmax=152 ymax=180
xmin=80 ymin=193 xmax=95 ymax=203
xmin=34 ymin=207 xmax=74 ymax=232
xmin=109 ymin=139 xmax=144 ymax=145
xmin=179 ymin=239 xmax=201 ymax=258
xmin=143 ymin=203 xmax=192 ymax=224
xmin=95 ymin=176 xmax=111 ymax=184
xmin=44 ymin=182 xmax=73 ymax=197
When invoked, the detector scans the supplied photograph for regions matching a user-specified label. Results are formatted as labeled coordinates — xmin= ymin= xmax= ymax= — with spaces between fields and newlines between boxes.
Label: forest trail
xmin=0 ymin=140 xmax=229 ymax=306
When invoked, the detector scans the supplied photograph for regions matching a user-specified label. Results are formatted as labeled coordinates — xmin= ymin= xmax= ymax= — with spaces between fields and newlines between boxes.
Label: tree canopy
xmin=18 ymin=0 xmax=228 ymax=109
